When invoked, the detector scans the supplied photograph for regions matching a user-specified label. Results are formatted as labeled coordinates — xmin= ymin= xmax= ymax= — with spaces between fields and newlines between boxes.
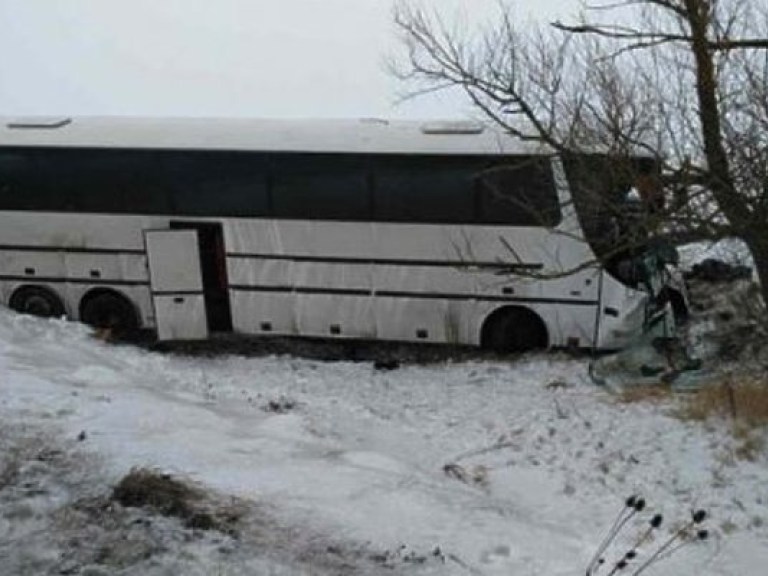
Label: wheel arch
xmin=479 ymin=304 xmax=550 ymax=352
xmin=78 ymin=287 xmax=139 ymax=325
xmin=8 ymin=284 xmax=68 ymax=317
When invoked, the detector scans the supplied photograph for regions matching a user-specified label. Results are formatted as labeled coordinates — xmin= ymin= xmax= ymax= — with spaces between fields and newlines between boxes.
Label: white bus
xmin=0 ymin=116 xmax=683 ymax=351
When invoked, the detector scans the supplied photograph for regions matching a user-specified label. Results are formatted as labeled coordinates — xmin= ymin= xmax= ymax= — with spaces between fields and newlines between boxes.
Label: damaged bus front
xmin=563 ymin=154 xmax=689 ymax=350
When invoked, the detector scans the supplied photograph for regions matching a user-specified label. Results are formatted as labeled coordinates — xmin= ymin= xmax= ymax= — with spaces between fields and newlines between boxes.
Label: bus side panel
xmin=62 ymin=253 xmax=148 ymax=284
xmin=372 ymin=265 xmax=477 ymax=295
xmin=296 ymin=294 xmax=375 ymax=339
xmin=0 ymin=212 xmax=158 ymax=251
xmin=227 ymin=258 xmax=293 ymax=289
xmin=219 ymin=216 xmax=605 ymax=347
xmin=224 ymin=219 xmax=375 ymax=260
xmin=1 ymin=248 xmax=149 ymax=293
xmin=0 ymin=250 xmax=66 ymax=279
xmin=375 ymin=297 xmax=452 ymax=343
xmin=280 ymin=220 xmax=374 ymax=259
xmin=293 ymin=262 xmax=371 ymax=291
xmin=228 ymin=291 xmax=296 ymax=335
xmin=533 ymin=303 xmax=600 ymax=349
xmin=370 ymin=223 xmax=595 ymax=273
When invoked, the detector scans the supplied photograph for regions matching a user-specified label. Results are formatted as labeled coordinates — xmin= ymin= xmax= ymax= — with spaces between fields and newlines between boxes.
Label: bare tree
xmin=394 ymin=0 xmax=768 ymax=303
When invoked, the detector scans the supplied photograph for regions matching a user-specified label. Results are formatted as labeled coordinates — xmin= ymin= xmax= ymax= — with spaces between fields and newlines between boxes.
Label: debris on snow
xmin=684 ymin=258 xmax=753 ymax=283
xmin=686 ymin=275 xmax=767 ymax=365
xmin=442 ymin=463 xmax=489 ymax=488
xmin=373 ymin=358 xmax=401 ymax=371
xmin=262 ymin=396 xmax=298 ymax=414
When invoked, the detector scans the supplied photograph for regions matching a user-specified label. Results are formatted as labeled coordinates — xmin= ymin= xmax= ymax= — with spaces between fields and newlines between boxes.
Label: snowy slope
xmin=1 ymin=309 xmax=767 ymax=575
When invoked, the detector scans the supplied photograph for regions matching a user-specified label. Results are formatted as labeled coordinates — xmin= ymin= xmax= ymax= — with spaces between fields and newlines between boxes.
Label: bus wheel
xmin=9 ymin=286 xmax=65 ymax=318
xmin=481 ymin=307 xmax=548 ymax=354
xmin=80 ymin=291 xmax=138 ymax=338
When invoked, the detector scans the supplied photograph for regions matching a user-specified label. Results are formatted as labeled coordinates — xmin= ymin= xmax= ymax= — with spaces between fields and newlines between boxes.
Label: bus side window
xmin=31 ymin=148 xmax=171 ymax=215
xmin=476 ymin=157 xmax=561 ymax=227
xmin=0 ymin=150 xmax=39 ymax=210
xmin=372 ymin=156 xmax=481 ymax=224
xmin=271 ymin=153 xmax=370 ymax=220
xmin=167 ymin=151 xmax=270 ymax=217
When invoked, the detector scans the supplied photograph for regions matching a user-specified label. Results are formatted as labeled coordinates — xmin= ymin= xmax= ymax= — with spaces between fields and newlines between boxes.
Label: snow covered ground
xmin=1 ymin=309 xmax=767 ymax=575
xmin=678 ymin=238 xmax=753 ymax=271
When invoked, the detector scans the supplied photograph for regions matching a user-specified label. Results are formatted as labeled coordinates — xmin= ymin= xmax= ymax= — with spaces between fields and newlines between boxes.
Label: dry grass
xmin=616 ymin=375 xmax=768 ymax=427
xmin=616 ymin=383 xmax=676 ymax=404
xmin=677 ymin=375 xmax=768 ymax=461
xmin=678 ymin=375 xmax=768 ymax=427
xmin=111 ymin=468 xmax=242 ymax=532
xmin=615 ymin=375 xmax=768 ymax=461
xmin=0 ymin=447 xmax=22 ymax=491
xmin=112 ymin=468 xmax=203 ymax=519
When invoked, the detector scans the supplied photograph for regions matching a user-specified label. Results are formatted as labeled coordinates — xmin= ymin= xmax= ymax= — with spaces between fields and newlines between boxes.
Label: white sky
xmin=0 ymin=0 xmax=579 ymax=120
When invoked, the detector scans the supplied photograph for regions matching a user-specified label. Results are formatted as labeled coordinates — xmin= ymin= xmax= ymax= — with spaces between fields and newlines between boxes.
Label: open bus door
xmin=144 ymin=229 xmax=209 ymax=341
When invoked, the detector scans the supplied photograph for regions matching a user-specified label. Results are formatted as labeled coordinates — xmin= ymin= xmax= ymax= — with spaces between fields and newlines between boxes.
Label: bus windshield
xmin=563 ymin=153 xmax=669 ymax=289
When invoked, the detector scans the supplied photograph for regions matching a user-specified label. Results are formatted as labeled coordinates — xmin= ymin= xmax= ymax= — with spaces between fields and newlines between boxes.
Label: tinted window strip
xmin=377 ymin=290 xmax=597 ymax=306
xmin=226 ymin=253 xmax=544 ymax=271
xmin=228 ymin=285 xmax=369 ymax=297
xmin=297 ymin=287 xmax=370 ymax=296
xmin=230 ymin=285 xmax=293 ymax=294
xmin=0 ymin=146 xmax=561 ymax=225
xmin=229 ymin=284 xmax=596 ymax=306
xmin=0 ymin=275 xmax=149 ymax=287
xmin=0 ymin=207 xmax=559 ymax=225
xmin=0 ymin=244 xmax=145 ymax=256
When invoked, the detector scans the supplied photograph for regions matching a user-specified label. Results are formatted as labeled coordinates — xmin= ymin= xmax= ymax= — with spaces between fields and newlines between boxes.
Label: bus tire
xmin=481 ymin=306 xmax=548 ymax=354
xmin=79 ymin=290 xmax=139 ymax=338
xmin=9 ymin=285 xmax=65 ymax=318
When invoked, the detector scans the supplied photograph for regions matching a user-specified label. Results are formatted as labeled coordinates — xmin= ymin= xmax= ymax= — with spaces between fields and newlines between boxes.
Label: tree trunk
xmin=683 ymin=0 xmax=751 ymax=228
xmin=744 ymin=233 xmax=768 ymax=309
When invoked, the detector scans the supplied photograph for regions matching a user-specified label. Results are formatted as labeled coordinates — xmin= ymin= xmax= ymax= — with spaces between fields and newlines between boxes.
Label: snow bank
xmin=1 ymin=309 xmax=767 ymax=574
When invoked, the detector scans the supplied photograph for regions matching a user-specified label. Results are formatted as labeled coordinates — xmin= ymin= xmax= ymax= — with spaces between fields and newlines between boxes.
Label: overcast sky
xmin=0 ymin=0 xmax=579 ymax=120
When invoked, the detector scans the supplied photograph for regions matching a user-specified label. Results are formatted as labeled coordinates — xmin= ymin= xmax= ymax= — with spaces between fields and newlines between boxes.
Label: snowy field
xmin=1 ymin=308 xmax=767 ymax=575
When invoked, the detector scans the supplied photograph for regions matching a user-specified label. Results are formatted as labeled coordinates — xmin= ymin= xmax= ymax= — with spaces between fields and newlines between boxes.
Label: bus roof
xmin=0 ymin=116 xmax=552 ymax=156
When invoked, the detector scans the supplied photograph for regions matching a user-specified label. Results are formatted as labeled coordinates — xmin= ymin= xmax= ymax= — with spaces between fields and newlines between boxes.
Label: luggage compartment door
xmin=145 ymin=229 xmax=209 ymax=341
